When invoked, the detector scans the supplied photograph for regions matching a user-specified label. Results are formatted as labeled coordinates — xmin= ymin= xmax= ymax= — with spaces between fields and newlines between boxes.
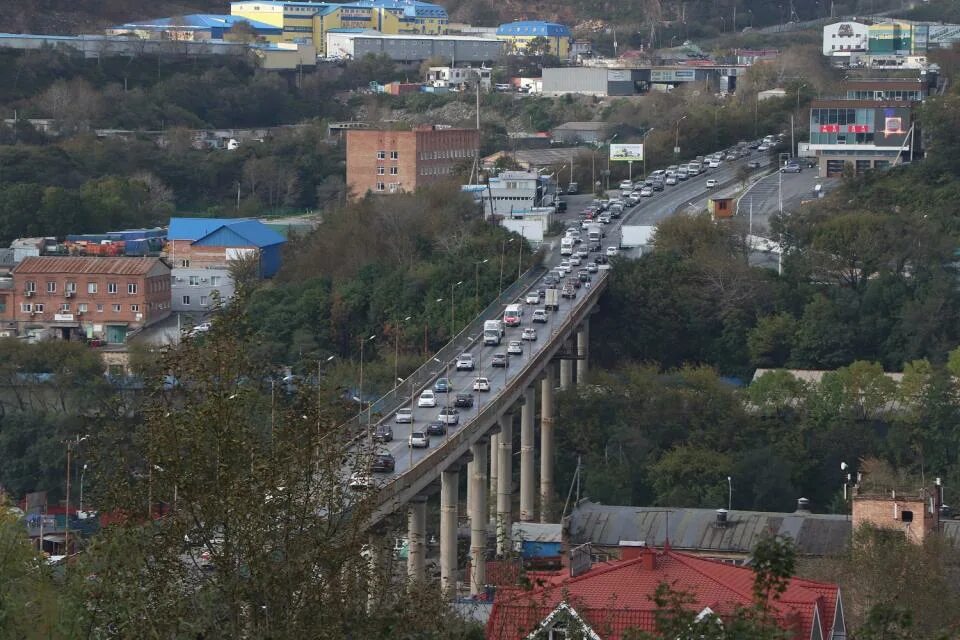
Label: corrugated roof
xmin=553 ymin=121 xmax=607 ymax=131
xmin=512 ymin=522 xmax=561 ymax=543
xmin=114 ymin=14 xmax=281 ymax=32
xmin=202 ymin=219 xmax=286 ymax=248
xmin=570 ymin=501 xmax=852 ymax=556
xmin=168 ymin=217 xmax=244 ymax=241
xmin=13 ymin=257 xmax=167 ymax=276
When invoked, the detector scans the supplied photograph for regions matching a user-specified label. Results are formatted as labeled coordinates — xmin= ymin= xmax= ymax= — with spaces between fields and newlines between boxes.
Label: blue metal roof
xmin=206 ymin=220 xmax=286 ymax=248
xmin=496 ymin=21 xmax=571 ymax=38
xmin=169 ymin=218 xmax=286 ymax=247
xmin=114 ymin=14 xmax=282 ymax=34
xmin=232 ymin=0 xmax=446 ymax=18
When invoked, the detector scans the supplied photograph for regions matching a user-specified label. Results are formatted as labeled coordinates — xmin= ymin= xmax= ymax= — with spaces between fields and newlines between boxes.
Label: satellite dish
xmin=840 ymin=462 xmax=848 ymax=471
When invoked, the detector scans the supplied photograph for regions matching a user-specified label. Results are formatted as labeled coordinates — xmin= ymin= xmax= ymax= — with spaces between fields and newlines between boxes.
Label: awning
xmin=51 ymin=323 xmax=80 ymax=328
xmin=42 ymin=535 xmax=66 ymax=543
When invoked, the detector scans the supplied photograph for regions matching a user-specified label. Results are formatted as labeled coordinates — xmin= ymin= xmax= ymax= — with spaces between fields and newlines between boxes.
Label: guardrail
xmin=371 ymin=269 xmax=610 ymax=522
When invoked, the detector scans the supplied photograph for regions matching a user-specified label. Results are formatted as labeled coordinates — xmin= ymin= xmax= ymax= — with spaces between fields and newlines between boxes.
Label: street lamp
xmin=727 ymin=476 xmax=732 ymax=511
xmin=498 ymin=237 xmax=514 ymax=298
xmin=474 ymin=258 xmax=489 ymax=316
xmin=796 ymin=83 xmax=807 ymax=112
xmin=65 ymin=434 xmax=88 ymax=555
xmin=674 ymin=115 xmax=687 ymax=160
xmin=641 ymin=127 xmax=655 ymax=180
xmin=394 ymin=316 xmax=412 ymax=392
xmin=358 ymin=334 xmax=376 ymax=445
xmin=79 ymin=463 xmax=88 ymax=515
xmin=603 ymin=134 xmax=618 ymax=192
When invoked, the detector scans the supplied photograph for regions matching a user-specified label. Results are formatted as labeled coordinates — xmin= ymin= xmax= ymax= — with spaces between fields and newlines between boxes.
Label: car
xmin=507 ymin=340 xmax=523 ymax=355
xmin=725 ymin=153 xmax=737 ymax=161
xmin=438 ymin=406 xmax=460 ymax=425
xmin=491 ymin=353 xmax=509 ymax=368
xmin=640 ymin=187 xmax=654 ymax=197
xmin=569 ymin=256 xmax=582 ymax=266
xmin=532 ymin=309 xmax=548 ymax=323
xmin=473 ymin=377 xmax=491 ymax=392
xmin=370 ymin=453 xmax=396 ymax=473
xmin=708 ymin=160 xmax=721 ymax=168
xmin=434 ymin=378 xmax=451 ymax=393
xmin=558 ymin=261 xmax=572 ymax=274
xmin=537 ymin=288 xmax=546 ymax=299
xmin=594 ymin=254 xmax=609 ymax=265
xmin=349 ymin=472 xmax=374 ymax=490
xmin=373 ymin=425 xmax=393 ymax=443
xmin=748 ymin=160 xmax=761 ymax=169
xmin=590 ymin=242 xmax=602 ymax=253
xmin=426 ymin=420 xmax=447 ymax=436
xmin=455 ymin=353 xmax=475 ymax=371
xmin=544 ymin=274 xmax=559 ymax=287
xmin=587 ymin=262 xmax=598 ymax=273
xmin=566 ymin=182 xmax=579 ymax=194
xmin=578 ymin=269 xmax=591 ymax=282
xmin=525 ymin=292 xmax=540 ymax=304
xmin=651 ymin=181 xmax=664 ymax=192
xmin=626 ymin=195 xmax=640 ymax=206
xmin=598 ymin=214 xmax=612 ymax=224
xmin=418 ymin=390 xmax=437 ymax=408
xmin=619 ymin=179 xmax=634 ymax=190
xmin=757 ymin=144 xmax=770 ymax=152
xmin=606 ymin=246 xmax=619 ymax=257
xmin=576 ymin=248 xmax=590 ymax=259
xmin=706 ymin=179 xmax=718 ymax=188
xmin=561 ymin=284 xmax=577 ymax=299
xmin=522 ymin=327 xmax=537 ymax=341
xmin=394 ymin=408 xmax=414 ymax=424
xmin=665 ymin=176 xmax=678 ymax=186
xmin=454 ymin=393 xmax=474 ymax=408
xmin=186 ymin=322 xmax=212 ymax=337
xmin=408 ymin=431 xmax=430 ymax=448
xmin=781 ymin=163 xmax=801 ymax=173
xmin=567 ymin=277 xmax=582 ymax=289
xmin=556 ymin=199 xmax=567 ymax=212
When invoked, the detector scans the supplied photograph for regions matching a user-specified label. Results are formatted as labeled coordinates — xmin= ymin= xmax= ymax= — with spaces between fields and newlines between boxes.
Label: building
xmin=481 ymin=147 xmax=585 ymax=172
xmin=757 ymin=88 xmax=787 ymax=101
xmin=231 ymin=0 xmax=449 ymax=54
xmin=808 ymin=99 xmax=920 ymax=177
xmin=852 ymin=477 xmax=942 ymax=545
xmin=7 ymin=257 xmax=171 ymax=344
xmin=822 ymin=21 xmax=869 ymax=57
xmin=425 ymin=66 xmax=491 ymax=90
xmin=823 ymin=20 xmax=960 ymax=60
xmin=324 ymin=30 xmax=501 ymax=63
xmin=541 ymin=65 xmax=742 ymax=97
xmin=106 ymin=14 xmax=282 ymax=41
xmin=345 ymin=125 xmax=479 ymax=197
xmin=551 ymin=121 xmax=607 ymax=145
xmin=167 ymin=218 xmax=286 ymax=312
xmin=735 ymin=48 xmax=779 ymax=65
xmin=844 ymin=77 xmax=928 ymax=101
xmin=487 ymin=546 xmax=845 ymax=640
xmin=496 ymin=21 xmax=572 ymax=59
xmin=484 ymin=170 xmax=543 ymax=218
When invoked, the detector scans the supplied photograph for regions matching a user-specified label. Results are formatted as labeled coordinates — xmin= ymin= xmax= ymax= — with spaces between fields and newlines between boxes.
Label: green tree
xmin=747 ymin=313 xmax=797 ymax=368
xmin=0 ymin=504 xmax=56 ymax=639
xmin=650 ymin=446 xmax=733 ymax=508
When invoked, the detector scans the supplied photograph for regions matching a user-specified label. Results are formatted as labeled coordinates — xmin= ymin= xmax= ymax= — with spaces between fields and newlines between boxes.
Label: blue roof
xmin=496 ymin=21 xmax=571 ymax=38
xmin=168 ymin=218 xmax=285 ymax=247
xmin=232 ymin=0 xmax=446 ymax=19
xmin=114 ymin=14 xmax=281 ymax=33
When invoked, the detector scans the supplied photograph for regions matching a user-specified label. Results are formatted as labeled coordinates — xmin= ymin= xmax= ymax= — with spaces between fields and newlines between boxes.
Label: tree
xmin=0 ymin=503 xmax=56 ymax=639
xmin=747 ymin=313 xmax=797 ymax=368
xmin=650 ymin=446 xmax=733 ymax=508
xmin=525 ymin=36 xmax=552 ymax=57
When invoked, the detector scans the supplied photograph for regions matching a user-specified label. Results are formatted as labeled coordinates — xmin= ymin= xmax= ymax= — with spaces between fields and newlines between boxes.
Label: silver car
xmin=395 ymin=408 xmax=414 ymax=423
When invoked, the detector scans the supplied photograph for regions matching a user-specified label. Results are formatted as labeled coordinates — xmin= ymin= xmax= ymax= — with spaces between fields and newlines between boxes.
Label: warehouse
xmin=325 ymin=30 xmax=502 ymax=63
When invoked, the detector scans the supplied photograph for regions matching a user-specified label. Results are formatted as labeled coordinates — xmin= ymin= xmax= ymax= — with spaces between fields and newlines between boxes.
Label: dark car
xmin=370 ymin=453 xmax=396 ymax=473
xmin=556 ymin=199 xmax=567 ymax=212
xmin=748 ymin=160 xmax=761 ymax=169
xmin=578 ymin=270 xmax=591 ymax=282
xmin=373 ymin=425 xmax=393 ymax=443
xmin=567 ymin=277 xmax=581 ymax=289
xmin=544 ymin=274 xmax=559 ymax=286
xmin=426 ymin=420 xmax=447 ymax=436
xmin=454 ymin=393 xmax=474 ymax=408
xmin=594 ymin=254 xmax=609 ymax=265
xmin=590 ymin=243 xmax=602 ymax=253
xmin=434 ymin=378 xmax=451 ymax=393
xmin=491 ymin=353 xmax=509 ymax=368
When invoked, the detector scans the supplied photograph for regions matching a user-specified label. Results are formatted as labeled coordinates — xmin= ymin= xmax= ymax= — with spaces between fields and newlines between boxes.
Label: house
xmin=487 ymin=545 xmax=845 ymax=640
xmin=166 ymin=218 xmax=286 ymax=312
xmin=551 ymin=121 xmax=608 ymax=145
xmin=106 ymin=14 xmax=282 ymax=42
xmin=426 ymin=66 xmax=491 ymax=91
xmin=496 ymin=21 xmax=573 ymax=59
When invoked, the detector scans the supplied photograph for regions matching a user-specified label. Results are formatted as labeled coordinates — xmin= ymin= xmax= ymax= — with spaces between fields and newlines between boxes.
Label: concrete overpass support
xmin=488 ymin=432 xmax=499 ymax=522
xmin=439 ymin=465 xmax=459 ymax=596
xmin=520 ymin=386 xmax=536 ymax=522
xmin=407 ymin=496 xmax=427 ymax=583
xmin=560 ymin=337 xmax=574 ymax=390
xmin=496 ymin=413 xmax=514 ymax=556
xmin=540 ymin=365 xmax=556 ymax=523
xmin=469 ymin=439 xmax=488 ymax=596
xmin=576 ymin=320 xmax=589 ymax=382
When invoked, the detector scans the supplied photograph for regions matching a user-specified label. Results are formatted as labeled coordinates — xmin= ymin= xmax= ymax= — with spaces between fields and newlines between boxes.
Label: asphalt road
xmin=735 ymin=166 xmax=838 ymax=235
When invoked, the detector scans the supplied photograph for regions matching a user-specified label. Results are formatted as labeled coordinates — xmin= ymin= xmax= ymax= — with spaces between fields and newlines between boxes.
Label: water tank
xmin=715 ymin=509 xmax=728 ymax=527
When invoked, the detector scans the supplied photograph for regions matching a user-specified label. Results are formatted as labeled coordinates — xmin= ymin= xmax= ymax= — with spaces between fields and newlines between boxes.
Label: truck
xmin=544 ymin=288 xmax=560 ymax=311
xmin=503 ymin=304 xmax=523 ymax=327
xmin=586 ymin=223 xmax=603 ymax=244
xmin=483 ymin=319 xmax=504 ymax=345
xmin=560 ymin=237 xmax=574 ymax=256
xmin=620 ymin=225 xmax=655 ymax=249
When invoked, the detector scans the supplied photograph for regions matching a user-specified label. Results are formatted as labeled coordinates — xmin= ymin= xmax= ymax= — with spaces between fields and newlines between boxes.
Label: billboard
xmin=610 ymin=144 xmax=644 ymax=162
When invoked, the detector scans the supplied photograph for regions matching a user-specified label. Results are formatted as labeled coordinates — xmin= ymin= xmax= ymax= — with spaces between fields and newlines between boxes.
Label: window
xmin=376 ymin=182 xmax=385 ymax=191
xmin=96 ymin=304 xmax=104 ymax=313
xmin=180 ymin=259 xmax=190 ymax=268
xmin=87 ymin=282 xmax=98 ymax=294
xmin=20 ymin=303 xmax=32 ymax=312
xmin=66 ymin=281 xmax=76 ymax=293
xmin=78 ymin=303 xmax=88 ymax=313
xmin=108 ymin=282 xmax=118 ymax=294
xmin=377 ymin=166 xmax=385 ymax=175
xmin=189 ymin=275 xmax=200 ymax=286
xmin=47 ymin=281 xmax=56 ymax=293
xmin=127 ymin=283 xmax=138 ymax=295
xmin=131 ymin=304 xmax=140 ymax=312
xmin=24 ymin=281 xmax=35 ymax=293
xmin=200 ymin=296 xmax=209 ymax=306
xmin=34 ymin=303 xmax=43 ymax=312
xmin=377 ymin=150 xmax=386 ymax=159
xmin=210 ymin=276 xmax=221 ymax=286
xmin=390 ymin=166 xmax=398 ymax=175
xmin=182 ymin=296 xmax=191 ymax=306
xmin=112 ymin=304 xmax=121 ymax=313
xmin=390 ymin=150 xmax=399 ymax=160
xmin=60 ymin=303 xmax=70 ymax=312
xmin=901 ymin=510 xmax=914 ymax=523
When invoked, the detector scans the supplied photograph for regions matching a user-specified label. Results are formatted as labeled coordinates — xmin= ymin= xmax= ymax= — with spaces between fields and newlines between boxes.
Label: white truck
xmin=560 ymin=237 xmax=574 ymax=256
xmin=483 ymin=319 xmax=504 ymax=345
xmin=544 ymin=288 xmax=560 ymax=311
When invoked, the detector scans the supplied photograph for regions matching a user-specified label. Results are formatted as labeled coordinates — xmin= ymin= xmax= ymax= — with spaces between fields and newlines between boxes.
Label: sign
xmin=838 ymin=23 xmax=854 ymax=37
xmin=609 ymin=144 xmax=644 ymax=162
xmin=651 ymin=69 xmax=696 ymax=82
xmin=607 ymin=70 xmax=630 ymax=82
xmin=819 ymin=124 xmax=840 ymax=133
xmin=54 ymin=314 xmax=74 ymax=322
xmin=884 ymin=116 xmax=904 ymax=134
xmin=847 ymin=124 xmax=871 ymax=133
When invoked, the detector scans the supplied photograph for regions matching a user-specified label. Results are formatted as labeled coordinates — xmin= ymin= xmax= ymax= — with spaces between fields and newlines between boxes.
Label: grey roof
xmin=553 ymin=121 xmax=607 ymax=132
xmin=483 ymin=147 xmax=593 ymax=169
xmin=568 ymin=501 xmax=852 ymax=556
xmin=513 ymin=522 xmax=562 ymax=543
xmin=0 ymin=248 xmax=14 ymax=267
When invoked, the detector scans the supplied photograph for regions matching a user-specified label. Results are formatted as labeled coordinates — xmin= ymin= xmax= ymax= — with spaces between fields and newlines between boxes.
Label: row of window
xmin=175 ymin=275 xmax=222 ymax=287
xmin=375 ymin=182 xmax=400 ymax=192
xmin=419 ymin=166 xmax=454 ymax=176
xmin=846 ymin=90 xmax=922 ymax=101
xmin=21 ymin=302 xmax=139 ymax=313
xmin=417 ymin=148 xmax=473 ymax=160
xmin=180 ymin=295 xmax=210 ymax=306
xmin=810 ymin=108 xmax=876 ymax=126
xmin=377 ymin=150 xmax=400 ymax=160
xmin=377 ymin=166 xmax=400 ymax=175
xmin=809 ymin=132 xmax=877 ymax=145
xmin=23 ymin=281 xmax=147 ymax=295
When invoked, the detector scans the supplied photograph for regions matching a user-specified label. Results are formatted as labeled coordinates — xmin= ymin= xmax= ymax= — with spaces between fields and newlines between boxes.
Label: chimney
xmin=715 ymin=508 xmax=728 ymax=528
xmin=795 ymin=497 xmax=811 ymax=514
xmin=641 ymin=547 xmax=656 ymax=571
xmin=619 ymin=540 xmax=646 ymax=561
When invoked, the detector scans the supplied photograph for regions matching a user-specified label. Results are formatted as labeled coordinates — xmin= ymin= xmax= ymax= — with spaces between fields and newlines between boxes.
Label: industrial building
xmin=822 ymin=19 xmax=960 ymax=59
xmin=325 ymin=30 xmax=501 ymax=63
xmin=106 ymin=14 xmax=282 ymax=42
xmin=231 ymin=0 xmax=448 ymax=54
xmin=345 ymin=125 xmax=480 ymax=197
xmin=541 ymin=65 xmax=744 ymax=97
xmin=495 ymin=21 xmax=572 ymax=59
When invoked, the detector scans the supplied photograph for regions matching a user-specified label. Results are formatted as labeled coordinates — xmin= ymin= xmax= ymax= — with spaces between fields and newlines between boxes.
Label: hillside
xmin=0 ymin=0 xmax=223 ymax=34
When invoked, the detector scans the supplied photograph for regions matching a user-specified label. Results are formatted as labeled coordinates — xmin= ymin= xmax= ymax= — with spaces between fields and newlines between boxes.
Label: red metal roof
xmin=486 ymin=549 xmax=839 ymax=640
xmin=13 ymin=256 xmax=166 ymax=276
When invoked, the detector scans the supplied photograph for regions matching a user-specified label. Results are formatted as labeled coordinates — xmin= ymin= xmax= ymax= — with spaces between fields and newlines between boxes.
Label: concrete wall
xmin=0 ymin=33 xmax=249 ymax=59
xmin=327 ymin=32 xmax=501 ymax=63
xmin=171 ymin=267 xmax=233 ymax=312
xmin=542 ymin=67 xmax=608 ymax=96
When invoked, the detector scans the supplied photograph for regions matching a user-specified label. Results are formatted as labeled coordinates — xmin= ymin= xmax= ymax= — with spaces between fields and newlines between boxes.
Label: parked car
xmin=373 ymin=425 xmax=393 ymax=443
xmin=370 ymin=453 xmax=396 ymax=473
xmin=426 ymin=420 xmax=447 ymax=436
xmin=507 ymin=340 xmax=523 ymax=355
xmin=532 ymin=309 xmax=548 ymax=323
xmin=408 ymin=431 xmax=430 ymax=448
xmin=394 ymin=408 xmax=414 ymax=424
xmin=456 ymin=353 xmax=475 ymax=371
xmin=781 ymin=162 xmax=801 ymax=173
xmin=418 ymin=390 xmax=437 ymax=408
xmin=522 ymin=327 xmax=537 ymax=341
xmin=438 ymin=406 xmax=460 ymax=425
xmin=473 ymin=377 xmax=491 ymax=392
xmin=454 ymin=393 xmax=474 ymax=408
xmin=491 ymin=353 xmax=509 ymax=368
xmin=434 ymin=378 xmax=451 ymax=393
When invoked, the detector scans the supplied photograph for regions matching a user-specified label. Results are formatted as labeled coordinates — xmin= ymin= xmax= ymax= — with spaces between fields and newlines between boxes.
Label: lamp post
xmin=394 ymin=316 xmax=411 ymax=392
xmin=65 ymin=434 xmax=88 ymax=557
xmin=498 ymin=237 xmax=514 ymax=298
xmin=641 ymin=127 xmax=655 ymax=179
xmin=603 ymin=134 xmax=617 ymax=192
xmin=474 ymin=258 xmax=489 ymax=316
xmin=674 ymin=115 xmax=687 ymax=160
xmin=358 ymin=334 xmax=376 ymax=445
xmin=79 ymin=463 xmax=88 ymax=515
xmin=727 ymin=476 xmax=732 ymax=511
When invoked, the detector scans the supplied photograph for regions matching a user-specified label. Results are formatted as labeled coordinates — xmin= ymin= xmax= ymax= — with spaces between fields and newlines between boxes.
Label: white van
xmin=503 ymin=304 xmax=523 ymax=327
xmin=560 ymin=237 xmax=574 ymax=256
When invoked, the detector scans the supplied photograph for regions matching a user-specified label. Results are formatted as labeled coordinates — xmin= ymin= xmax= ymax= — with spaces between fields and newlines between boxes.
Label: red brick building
xmin=345 ymin=125 xmax=479 ymax=198
xmin=7 ymin=257 xmax=171 ymax=343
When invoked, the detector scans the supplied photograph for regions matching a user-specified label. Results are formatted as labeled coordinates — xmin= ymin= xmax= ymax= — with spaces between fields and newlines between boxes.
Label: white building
xmin=822 ymin=21 xmax=869 ymax=57
xmin=426 ymin=66 xmax=491 ymax=90
xmin=485 ymin=171 xmax=543 ymax=218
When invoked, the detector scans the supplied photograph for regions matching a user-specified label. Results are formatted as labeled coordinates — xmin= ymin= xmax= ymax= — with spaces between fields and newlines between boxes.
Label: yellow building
xmin=231 ymin=0 xmax=448 ymax=53
xmin=496 ymin=21 xmax=573 ymax=59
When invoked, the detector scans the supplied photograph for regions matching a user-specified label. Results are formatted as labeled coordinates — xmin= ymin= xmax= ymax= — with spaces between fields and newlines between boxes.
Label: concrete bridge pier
xmin=406 ymin=496 xmax=427 ymax=583
xmin=520 ymin=385 xmax=536 ymax=522
xmin=540 ymin=364 xmax=556 ymax=523
xmin=560 ymin=336 xmax=574 ymax=390
xmin=488 ymin=432 xmax=499 ymax=522
xmin=439 ymin=463 xmax=460 ymax=596
xmin=576 ymin=319 xmax=589 ymax=382
xmin=469 ymin=438 xmax=488 ymax=596
xmin=496 ymin=413 xmax=514 ymax=557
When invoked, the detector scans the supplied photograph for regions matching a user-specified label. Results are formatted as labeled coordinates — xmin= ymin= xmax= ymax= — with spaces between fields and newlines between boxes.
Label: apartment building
xmin=8 ymin=257 xmax=171 ymax=343
xmin=345 ymin=125 xmax=479 ymax=197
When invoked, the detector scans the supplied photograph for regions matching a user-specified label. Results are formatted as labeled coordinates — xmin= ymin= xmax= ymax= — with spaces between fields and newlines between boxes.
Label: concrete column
xmin=560 ymin=337 xmax=574 ymax=390
xmin=469 ymin=439 xmax=488 ymax=597
xmin=367 ymin=531 xmax=386 ymax=612
xmin=520 ymin=386 xmax=536 ymax=522
xmin=496 ymin=413 xmax=514 ymax=556
xmin=488 ymin=432 xmax=499 ymax=522
xmin=439 ymin=465 xmax=459 ymax=596
xmin=576 ymin=319 xmax=589 ymax=383
xmin=540 ymin=365 xmax=556 ymax=523
xmin=407 ymin=497 xmax=427 ymax=583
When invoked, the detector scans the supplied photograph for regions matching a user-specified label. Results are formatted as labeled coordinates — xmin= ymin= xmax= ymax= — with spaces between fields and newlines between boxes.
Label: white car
xmin=706 ymin=179 xmax=718 ymax=188
xmin=640 ymin=187 xmax=654 ymax=197
xmin=408 ymin=431 xmax=430 ymax=448
xmin=473 ymin=377 xmax=490 ymax=392
xmin=394 ymin=408 xmax=414 ymax=423
xmin=532 ymin=309 xmax=548 ymax=323
xmin=606 ymin=246 xmax=619 ymax=257
xmin=569 ymin=256 xmax=581 ymax=266
xmin=558 ymin=261 xmax=572 ymax=274
xmin=456 ymin=353 xmax=474 ymax=371
xmin=619 ymin=179 xmax=634 ymax=190
xmin=708 ymin=160 xmax=721 ymax=168
xmin=507 ymin=340 xmax=523 ymax=355
xmin=525 ymin=292 xmax=540 ymax=304
xmin=522 ymin=327 xmax=537 ymax=341
xmin=418 ymin=390 xmax=437 ymax=408
xmin=665 ymin=176 xmax=678 ymax=186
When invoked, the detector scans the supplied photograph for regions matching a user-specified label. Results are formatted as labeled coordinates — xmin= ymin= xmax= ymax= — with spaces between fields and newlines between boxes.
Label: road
xmin=735 ymin=166 xmax=838 ymax=235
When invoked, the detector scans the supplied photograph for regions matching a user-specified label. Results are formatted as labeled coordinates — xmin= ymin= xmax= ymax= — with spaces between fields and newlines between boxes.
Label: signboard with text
xmin=609 ymin=144 xmax=644 ymax=162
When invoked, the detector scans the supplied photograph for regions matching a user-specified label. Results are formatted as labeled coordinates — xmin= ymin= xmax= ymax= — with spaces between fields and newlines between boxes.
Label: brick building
xmin=852 ymin=482 xmax=941 ymax=545
xmin=7 ymin=257 xmax=171 ymax=343
xmin=345 ymin=125 xmax=479 ymax=197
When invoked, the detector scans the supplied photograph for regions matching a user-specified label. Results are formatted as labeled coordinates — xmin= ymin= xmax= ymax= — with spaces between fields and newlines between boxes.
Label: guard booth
xmin=708 ymin=197 xmax=734 ymax=220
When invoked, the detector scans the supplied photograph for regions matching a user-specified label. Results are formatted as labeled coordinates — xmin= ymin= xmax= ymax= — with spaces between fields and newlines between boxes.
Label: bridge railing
xmin=337 ymin=262 xmax=548 ymax=440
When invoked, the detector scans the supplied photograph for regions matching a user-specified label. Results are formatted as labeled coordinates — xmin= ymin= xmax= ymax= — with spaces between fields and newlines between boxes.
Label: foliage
xmin=0 ymin=503 xmax=57 ymax=639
